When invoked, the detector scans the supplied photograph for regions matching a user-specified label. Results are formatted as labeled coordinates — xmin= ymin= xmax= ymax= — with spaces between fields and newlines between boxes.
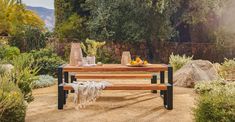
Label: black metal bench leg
xmin=151 ymin=74 xmax=157 ymax=93
xmin=58 ymin=66 xmax=64 ymax=109
xmin=58 ymin=85 xmax=64 ymax=109
xmin=70 ymin=75 xmax=76 ymax=93
xmin=163 ymin=90 xmax=167 ymax=107
xmin=166 ymin=65 xmax=173 ymax=110
xmin=160 ymin=71 xmax=165 ymax=96
xmin=63 ymin=91 xmax=66 ymax=105
xmin=63 ymin=72 xmax=69 ymax=104
xmin=64 ymin=72 xmax=69 ymax=94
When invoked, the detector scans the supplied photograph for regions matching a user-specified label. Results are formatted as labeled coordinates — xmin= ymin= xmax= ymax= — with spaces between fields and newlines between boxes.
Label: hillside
xmin=27 ymin=6 xmax=54 ymax=31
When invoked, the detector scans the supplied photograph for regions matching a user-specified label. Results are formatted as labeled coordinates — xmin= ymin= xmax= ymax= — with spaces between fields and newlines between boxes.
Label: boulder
xmin=174 ymin=60 xmax=220 ymax=87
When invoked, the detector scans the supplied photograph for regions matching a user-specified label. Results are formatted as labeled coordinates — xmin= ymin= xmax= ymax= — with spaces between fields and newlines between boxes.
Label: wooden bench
xmin=72 ymin=74 xmax=158 ymax=93
xmin=58 ymin=74 xmax=173 ymax=110
xmin=63 ymin=84 xmax=167 ymax=90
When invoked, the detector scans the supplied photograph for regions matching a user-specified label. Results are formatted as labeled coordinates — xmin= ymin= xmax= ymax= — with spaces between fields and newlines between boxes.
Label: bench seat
xmin=58 ymin=83 xmax=173 ymax=110
xmin=75 ymin=74 xmax=153 ymax=79
xmin=62 ymin=83 xmax=168 ymax=90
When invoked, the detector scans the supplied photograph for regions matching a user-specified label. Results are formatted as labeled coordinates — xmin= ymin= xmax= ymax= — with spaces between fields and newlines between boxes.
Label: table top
xmin=62 ymin=64 xmax=169 ymax=72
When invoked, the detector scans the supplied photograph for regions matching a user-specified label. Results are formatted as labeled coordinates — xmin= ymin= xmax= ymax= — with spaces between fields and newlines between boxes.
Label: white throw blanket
xmin=68 ymin=81 xmax=111 ymax=109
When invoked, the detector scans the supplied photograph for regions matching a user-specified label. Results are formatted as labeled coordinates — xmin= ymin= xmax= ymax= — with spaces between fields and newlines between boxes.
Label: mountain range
xmin=27 ymin=6 xmax=55 ymax=31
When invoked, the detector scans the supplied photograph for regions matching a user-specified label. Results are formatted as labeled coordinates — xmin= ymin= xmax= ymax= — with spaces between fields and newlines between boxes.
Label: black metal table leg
xmin=168 ymin=66 xmax=173 ymax=85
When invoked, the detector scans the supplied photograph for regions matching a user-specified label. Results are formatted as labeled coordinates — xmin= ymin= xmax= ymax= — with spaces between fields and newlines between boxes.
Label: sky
xmin=22 ymin=0 xmax=54 ymax=9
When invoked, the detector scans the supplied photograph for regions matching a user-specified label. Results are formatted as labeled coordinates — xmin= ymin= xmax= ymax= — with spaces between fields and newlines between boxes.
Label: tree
xmin=54 ymin=0 xmax=74 ymax=28
xmin=85 ymin=0 xmax=178 ymax=42
xmin=54 ymin=0 xmax=89 ymax=27
xmin=83 ymin=0 xmax=179 ymax=60
xmin=54 ymin=0 xmax=90 ymax=40
xmin=55 ymin=14 xmax=88 ymax=40
xmin=0 ymin=0 xmax=44 ymax=36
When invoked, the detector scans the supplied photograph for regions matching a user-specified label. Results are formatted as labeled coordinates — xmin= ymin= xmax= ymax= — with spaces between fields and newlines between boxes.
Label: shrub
xmin=194 ymin=80 xmax=226 ymax=94
xmin=169 ymin=53 xmax=193 ymax=71
xmin=30 ymin=48 xmax=65 ymax=76
xmin=96 ymin=47 xmax=120 ymax=64
xmin=194 ymin=80 xmax=235 ymax=122
xmin=219 ymin=58 xmax=235 ymax=79
xmin=10 ymin=25 xmax=47 ymax=52
xmin=0 ymin=75 xmax=27 ymax=122
xmin=10 ymin=53 xmax=39 ymax=103
xmin=33 ymin=75 xmax=55 ymax=89
xmin=0 ymin=45 xmax=20 ymax=61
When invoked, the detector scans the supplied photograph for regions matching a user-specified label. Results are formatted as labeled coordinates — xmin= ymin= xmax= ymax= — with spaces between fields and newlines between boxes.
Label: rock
xmin=174 ymin=60 xmax=220 ymax=87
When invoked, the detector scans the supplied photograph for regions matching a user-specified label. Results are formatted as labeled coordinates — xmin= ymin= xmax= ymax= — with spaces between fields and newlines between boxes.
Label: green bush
xmin=169 ymin=53 xmax=193 ymax=71
xmin=219 ymin=58 xmax=235 ymax=79
xmin=0 ymin=45 xmax=20 ymax=60
xmin=194 ymin=80 xmax=235 ymax=122
xmin=10 ymin=25 xmax=47 ymax=52
xmin=10 ymin=53 xmax=39 ymax=103
xmin=0 ymin=76 xmax=27 ymax=122
xmin=194 ymin=80 xmax=226 ymax=94
xmin=96 ymin=47 xmax=120 ymax=64
xmin=30 ymin=48 xmax=65 ymax=76
xmin=33 ymin=75 xmax=55 ymax=89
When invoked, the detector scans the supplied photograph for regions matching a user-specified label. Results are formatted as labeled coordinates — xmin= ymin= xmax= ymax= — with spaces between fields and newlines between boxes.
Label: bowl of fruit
xmin=126 ymin=57 xmax=151 ymax=67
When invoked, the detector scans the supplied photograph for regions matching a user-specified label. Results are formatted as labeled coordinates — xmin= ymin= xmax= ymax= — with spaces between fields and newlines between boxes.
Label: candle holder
xmin=69 ymin=43 xmax=83 ymax=66
xmin=121 ymin=51 xmax=131 ymax=65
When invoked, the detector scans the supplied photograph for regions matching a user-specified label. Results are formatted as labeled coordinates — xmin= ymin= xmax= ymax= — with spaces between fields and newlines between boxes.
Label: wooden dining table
xmin=57 ymin=64 xmax=173 ymax=92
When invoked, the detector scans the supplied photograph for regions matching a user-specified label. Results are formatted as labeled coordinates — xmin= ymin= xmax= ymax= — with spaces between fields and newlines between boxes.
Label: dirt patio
xmin=26 ymin=80 xmax=196 ymax=122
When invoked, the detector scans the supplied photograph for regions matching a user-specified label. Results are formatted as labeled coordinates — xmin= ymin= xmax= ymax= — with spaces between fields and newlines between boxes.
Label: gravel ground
xmin=26 ymin=79 xmax=196 ymax=122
